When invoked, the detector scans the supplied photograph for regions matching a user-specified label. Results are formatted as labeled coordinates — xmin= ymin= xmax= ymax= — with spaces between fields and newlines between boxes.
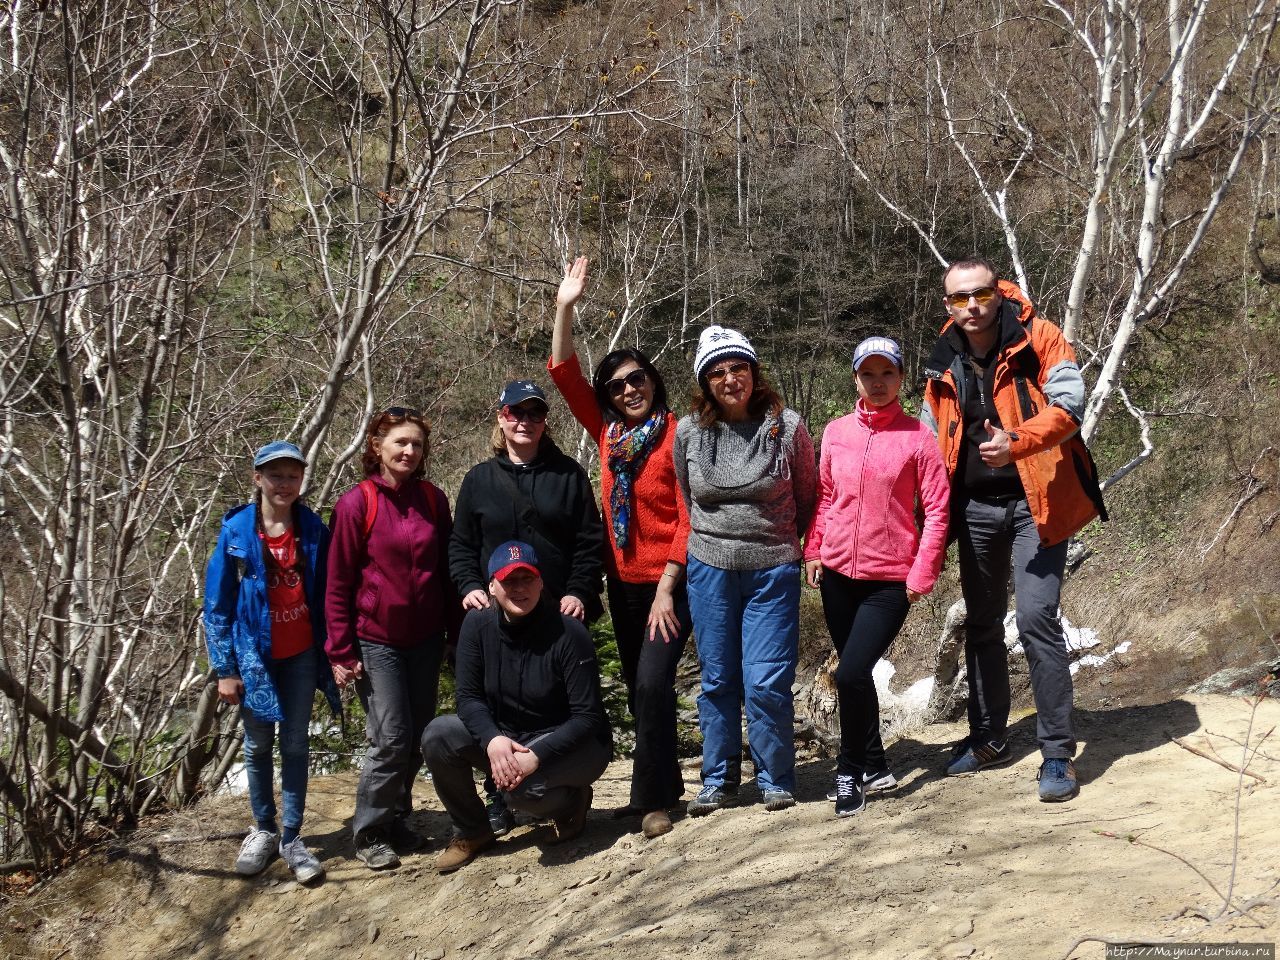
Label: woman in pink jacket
xmin=804 ymin=336 xmax=950 ymax=817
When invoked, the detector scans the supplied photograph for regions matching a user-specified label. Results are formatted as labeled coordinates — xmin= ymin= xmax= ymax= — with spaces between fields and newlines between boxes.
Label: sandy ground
xmin=5 ymin=693 xmax=1277 ymax=960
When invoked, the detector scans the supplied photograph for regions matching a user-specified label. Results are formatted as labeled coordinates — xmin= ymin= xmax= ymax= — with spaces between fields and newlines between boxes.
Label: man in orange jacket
xmin=921 ymin=256 xmax=1106 ymax=802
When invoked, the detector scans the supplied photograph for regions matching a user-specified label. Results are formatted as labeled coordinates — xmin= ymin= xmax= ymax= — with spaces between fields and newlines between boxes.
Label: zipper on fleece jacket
xmin=852 ymin=422 xmax=874 ymax=579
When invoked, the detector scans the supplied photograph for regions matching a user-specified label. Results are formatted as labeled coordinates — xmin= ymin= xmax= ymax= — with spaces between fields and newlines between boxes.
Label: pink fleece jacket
xmin=804 ymin=399 xmax=950 ymax=595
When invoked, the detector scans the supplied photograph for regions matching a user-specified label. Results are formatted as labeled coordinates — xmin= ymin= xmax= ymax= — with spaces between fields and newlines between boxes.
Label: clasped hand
xmin=487 ymin=735 xmax=539 ymax=791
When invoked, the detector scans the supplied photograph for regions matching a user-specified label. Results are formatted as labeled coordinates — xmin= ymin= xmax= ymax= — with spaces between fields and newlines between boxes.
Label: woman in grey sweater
xmin=673 ymin=326 xmax=817 ymax=815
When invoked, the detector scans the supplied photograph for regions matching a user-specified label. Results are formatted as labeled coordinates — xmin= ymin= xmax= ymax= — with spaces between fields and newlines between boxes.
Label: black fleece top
xmin=454 ymin=601 xmax=611 ymax=764
xmin=448 ymin=440 xmax=605 ymax=613
xmin=947 ymin=300 xmax=1027 ymax=501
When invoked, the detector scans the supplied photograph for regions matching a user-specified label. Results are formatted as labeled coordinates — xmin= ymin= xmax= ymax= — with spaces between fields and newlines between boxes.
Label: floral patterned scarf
xmin=605 ymin=409 xmax=667 ymax=548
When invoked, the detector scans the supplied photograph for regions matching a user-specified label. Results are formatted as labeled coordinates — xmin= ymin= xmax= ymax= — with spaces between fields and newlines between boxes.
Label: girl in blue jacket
xmin=203 ymin=440 xmax=336 ymax=884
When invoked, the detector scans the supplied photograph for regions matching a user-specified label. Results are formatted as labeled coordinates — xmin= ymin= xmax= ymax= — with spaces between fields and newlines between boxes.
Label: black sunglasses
xmin=501 ymin=404 xmax=548 ymax=424
xmin=382 ymin=406 xmax=422 ymax=419
xmin=605 ymin=369 xmax=649 ymax=398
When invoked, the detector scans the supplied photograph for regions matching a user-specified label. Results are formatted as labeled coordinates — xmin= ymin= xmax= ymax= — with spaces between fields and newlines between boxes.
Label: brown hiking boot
xmin=550 ymin=786 xmax=592 ymax=845
xmin=435 ymin=832 xmax=496 ymax=874
xmin=641 ymin=810 xmax=673 ymax=839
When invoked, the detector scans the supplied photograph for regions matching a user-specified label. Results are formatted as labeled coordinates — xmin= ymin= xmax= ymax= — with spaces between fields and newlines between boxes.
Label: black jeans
xmin=955 ymin=495 xmax=1074 ymax=759
xmin=607 ymin=576 xmax=693 ymax=810
xmin=421 ymin=714 xmax=611 ymax=838
xmin=819 ymin=570 xmax=911 ymax=776
xmin=353 ymin=638 xmax=443 ymax=838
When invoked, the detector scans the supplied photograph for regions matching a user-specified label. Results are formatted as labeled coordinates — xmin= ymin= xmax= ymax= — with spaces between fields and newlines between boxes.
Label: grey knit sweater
xmin=673 ymin=407 xmax=817 ymax=570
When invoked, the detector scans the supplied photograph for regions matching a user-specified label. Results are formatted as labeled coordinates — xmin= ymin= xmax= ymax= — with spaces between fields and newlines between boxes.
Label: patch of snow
xmin=1005 ymin=612 xmax=1100 ymax=655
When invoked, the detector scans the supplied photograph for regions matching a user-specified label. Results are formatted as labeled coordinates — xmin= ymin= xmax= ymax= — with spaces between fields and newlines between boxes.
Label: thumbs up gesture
xmin=978 ymin=418 xmax=1013 ymax=467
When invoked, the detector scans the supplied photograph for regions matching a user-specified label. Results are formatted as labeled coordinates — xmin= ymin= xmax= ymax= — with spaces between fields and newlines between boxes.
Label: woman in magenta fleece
xmin=326 ymin=407 xmax=461 ymax=870
xmin=804 ymin=337 xmax=950 ymax=817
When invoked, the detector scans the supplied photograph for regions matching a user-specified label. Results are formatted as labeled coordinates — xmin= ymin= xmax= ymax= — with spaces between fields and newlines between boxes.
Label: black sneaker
xmin=354 ymin=829 xmax=400 ymax=870
xmin=833 ymin=774 xmax=865 ymax=818
xmin=826 ymin=769 xmax=899 ymax=801
xmin=487 ymin=792 xmax=515 ymax=837
xmin=387 ymin=818 xmax=425 ymax=853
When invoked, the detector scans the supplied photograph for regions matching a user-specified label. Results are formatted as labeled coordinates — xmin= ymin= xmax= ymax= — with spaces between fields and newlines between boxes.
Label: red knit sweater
xmin=547 ymin=353 xmax=690 ymax=583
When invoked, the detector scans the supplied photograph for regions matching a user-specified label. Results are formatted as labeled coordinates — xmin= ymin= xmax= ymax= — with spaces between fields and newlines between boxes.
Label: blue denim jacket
xmin=203 ymin=502 xmax=339 ymax=722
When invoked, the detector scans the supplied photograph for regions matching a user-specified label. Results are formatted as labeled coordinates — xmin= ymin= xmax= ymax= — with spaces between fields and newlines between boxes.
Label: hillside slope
xmin=6 ymin=694 xmax=1277 ymax=960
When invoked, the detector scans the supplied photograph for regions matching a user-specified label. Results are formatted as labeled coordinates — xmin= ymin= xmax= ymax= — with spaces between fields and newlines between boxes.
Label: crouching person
xmin=423 ymin=541 xmax=612 ymax=873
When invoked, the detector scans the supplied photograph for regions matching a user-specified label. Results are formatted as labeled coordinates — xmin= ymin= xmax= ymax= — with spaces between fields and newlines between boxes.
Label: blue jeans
xmin=687 ymin=557 xmax=800 ymax=793
xmin=241 ymin=645 xmax=317 ymax=831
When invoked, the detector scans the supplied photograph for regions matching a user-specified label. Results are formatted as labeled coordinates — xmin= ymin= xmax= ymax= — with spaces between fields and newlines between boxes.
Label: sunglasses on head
xmin=705 ymin=360 xmax=752 ymax=382
xmin=605 ymin=369 xmax=649 ymax=398
xmin=501 ymin=404 xmax=547 ymax=424
xmin=944 ymin=286 xmax=998 ymax=308
xmin=382 ymin=406 xmax=422 ymax=419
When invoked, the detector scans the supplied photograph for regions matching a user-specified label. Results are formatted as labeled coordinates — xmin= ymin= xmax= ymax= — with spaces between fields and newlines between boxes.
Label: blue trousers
xmin=687 ymin=557 xmax=800 ymax=793
xmin=241 ymin=645 xmax=317 ymax=831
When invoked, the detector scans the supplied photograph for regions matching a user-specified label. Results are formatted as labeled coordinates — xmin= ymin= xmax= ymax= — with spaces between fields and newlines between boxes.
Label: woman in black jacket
xmin=423 ymin=541 xmax=612 ymax=874
xmin=449 ymin=379 xmax=605 ymax=622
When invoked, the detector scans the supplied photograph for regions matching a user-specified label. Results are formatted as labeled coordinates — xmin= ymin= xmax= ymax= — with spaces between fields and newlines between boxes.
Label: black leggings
xmin=819 ymin=570 xmax=911 ymax=776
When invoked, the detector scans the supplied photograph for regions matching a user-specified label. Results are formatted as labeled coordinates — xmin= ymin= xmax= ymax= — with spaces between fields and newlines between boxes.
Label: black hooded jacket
xmin=454 ymin=601 xmax=611 ymax=764
xmin=449 ymin=439 xmax=605 ymax=619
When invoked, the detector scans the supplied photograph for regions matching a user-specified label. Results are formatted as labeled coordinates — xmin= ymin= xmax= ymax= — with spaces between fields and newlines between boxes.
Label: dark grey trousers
xmin=955 ymin=496 xmax=1075 ymax=759
xmin=353 ymin=638 xmax=443 ymax=838
xmin=421 ymin=714 xmax=611 ymax=839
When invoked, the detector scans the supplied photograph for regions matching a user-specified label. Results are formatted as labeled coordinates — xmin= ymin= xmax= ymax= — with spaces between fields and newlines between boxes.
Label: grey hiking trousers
xmin=955 ymin=495 xmax=1075 ymax=760
xmin=422 ymin=714 xmax=610 ymax=839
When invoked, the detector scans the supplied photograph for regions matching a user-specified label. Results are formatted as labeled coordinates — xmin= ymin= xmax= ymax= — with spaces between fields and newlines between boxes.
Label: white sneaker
xmin=234 ymin=828 xmax=279 ymax=876
xmin=863 ymin=770 xmax=899 ymax=793
xmin=279 ymin=837 xmax=325 ymax=884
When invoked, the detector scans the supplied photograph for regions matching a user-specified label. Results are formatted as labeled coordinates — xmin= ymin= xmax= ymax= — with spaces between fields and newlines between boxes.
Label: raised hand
xmin=556 ymin=256 xmax=590 ymax=308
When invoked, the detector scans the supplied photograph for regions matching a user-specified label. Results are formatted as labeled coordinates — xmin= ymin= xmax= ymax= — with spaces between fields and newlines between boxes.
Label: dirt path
xmin=6 ymin=694 xmax=1277 ymax=960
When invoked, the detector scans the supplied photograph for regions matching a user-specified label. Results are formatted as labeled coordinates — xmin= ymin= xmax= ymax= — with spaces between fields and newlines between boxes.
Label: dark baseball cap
xmin=488 ymin=540 xmax=541 ymax=581
xmin=498 ymin=379 xmax=548 ymax=410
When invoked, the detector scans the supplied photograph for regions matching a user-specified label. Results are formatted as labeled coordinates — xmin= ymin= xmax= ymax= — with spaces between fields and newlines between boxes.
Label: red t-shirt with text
xmin=263 ymin=529 xmax=313 ymax=660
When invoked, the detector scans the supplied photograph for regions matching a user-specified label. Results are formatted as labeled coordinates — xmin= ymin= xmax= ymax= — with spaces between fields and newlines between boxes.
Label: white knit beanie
xmin=694 ymin=325 xmax=758 ymax=380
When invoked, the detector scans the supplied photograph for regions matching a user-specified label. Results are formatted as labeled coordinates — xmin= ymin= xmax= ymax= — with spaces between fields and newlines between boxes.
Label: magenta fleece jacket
xmin=804 ymin=399 xmax=950 ymax=595
xmin=325 ymin=475 xmax=461 ymax=668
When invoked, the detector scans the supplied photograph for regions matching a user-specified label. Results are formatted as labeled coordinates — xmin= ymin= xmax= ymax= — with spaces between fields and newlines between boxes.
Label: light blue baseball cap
xmin=253 ymin=440 xmax=307 ymax=468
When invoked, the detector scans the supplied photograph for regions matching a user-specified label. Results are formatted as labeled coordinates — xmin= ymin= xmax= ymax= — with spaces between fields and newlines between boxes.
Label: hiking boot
xmin=686 ymin=784 xmax=738 ymax=817
xmin=1037 ymin=758 xmax=1079 ymax=803
xmin=279 ymin=837 xmax=325 ymax=884
xmin=387 ymin=818 xmax=426 ymax=853
xmin=234 ymin=828 xmax=279 ymax=876
xmin=832 ymin=775 xmax=865 ymax=818
xmin=551 ymin=786 xmax=592 ymax=845
xmin=487 ymin=792 xmax=516 ymax=838
xmin=641 ymin=810 xmax=673 ymax=839
xmin=945 ymin=737 xmax=1012 ymax=776
xmin=762 ymin=788 xmax=796 ymax=812
xmin=435 ymin=832 xmax=496 ymax=874
xmin=826 ymin=769 xmax=899 ymax=801
xmin=610 ymin=804 xmax=642 ymax=819
xmin=354 ymin=829 xmax=400 ymax=870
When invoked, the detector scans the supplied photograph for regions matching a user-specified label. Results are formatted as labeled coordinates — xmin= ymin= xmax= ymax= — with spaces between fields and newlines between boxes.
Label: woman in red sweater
xmin=547 ymin=257 xmax=692 ymax=840
xmin=804 ymin=337 xmax=950 ymax=818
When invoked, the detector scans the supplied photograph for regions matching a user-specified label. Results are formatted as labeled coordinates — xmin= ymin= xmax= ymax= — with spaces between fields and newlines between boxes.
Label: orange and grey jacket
xmin=920 ymin=280 xmax=1107 ymax=547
